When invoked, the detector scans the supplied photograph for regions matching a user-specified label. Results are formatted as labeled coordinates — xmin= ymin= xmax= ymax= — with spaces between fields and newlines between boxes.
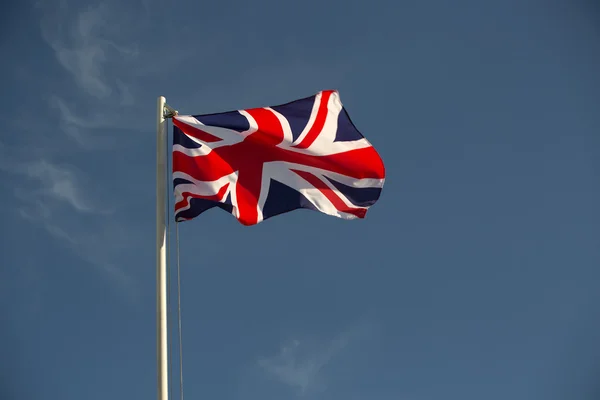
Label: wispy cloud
xmin=2 ymin=1 xmax=157 ymax=295
xmin=0 ymin=137 xmax=134 ymax=295
xmin=258 ymin=338 xmax=345 ymax=394
xmin=23 ymin=159 xmax=100 ymax=214
xmin=49 ymin=96 xmax=122 ymax=150
xmin=15 ymin=194 xmax=135 ymax=294
xmin=256 ymin=322 xmax=376 ymax=396
xmin=34 ymin=1 xmax=151 ymax=152
xmin=39 ymin=3 xmax=138 ymax=100
xmin=1 ymin=146 xmax=111 ymax=216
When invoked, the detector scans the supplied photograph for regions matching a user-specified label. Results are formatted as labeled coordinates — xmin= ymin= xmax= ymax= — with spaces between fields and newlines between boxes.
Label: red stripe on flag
xmin=293 ymin=90 xmax=333 ymax=149
xmin=242 ymin=108 xmax=285 ymax=146
xmin=281 ymin=146 xmax=386 ymax=180
xmin=291 ymin=169 xmax=367 ymax=218
xmin=175 ymin=183 xmax=230 ymax=212
xmin=234 ymin=163 xmax=264 ymax=226
xmin=172 ymin=151 xmax=235 ymax=182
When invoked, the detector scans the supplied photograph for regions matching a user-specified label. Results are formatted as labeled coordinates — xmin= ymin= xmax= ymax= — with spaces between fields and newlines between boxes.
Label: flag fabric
xmin=171 ymin=90 xmax=386 ymax=226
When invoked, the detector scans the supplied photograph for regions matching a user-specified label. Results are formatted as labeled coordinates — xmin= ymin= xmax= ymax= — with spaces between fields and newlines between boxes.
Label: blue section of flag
xmin=271 ymin=96 xmax=314 ymax=142
xmin=173 ymin=125 xmax=202 ymax=148
xmin=262 ymin=179 xmax=318 ymax=220
xmin=176 ymin=194 xmax=234 ymax=221
xmin=324 ymin=176 xmax=382 ymax=207
xmin=334 ymin=109 xmax=364 ymax=142
xmin=194 ymin=111 xmax=250 ymax=133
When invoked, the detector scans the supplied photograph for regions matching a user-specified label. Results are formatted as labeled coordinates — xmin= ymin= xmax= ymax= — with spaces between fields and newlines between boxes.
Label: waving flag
xmin=172 ymin=90 xmax=385 ymax=226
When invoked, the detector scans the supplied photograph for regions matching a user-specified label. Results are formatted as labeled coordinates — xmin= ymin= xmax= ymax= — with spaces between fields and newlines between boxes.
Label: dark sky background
xmin=1 ymin=0 xmax=599 ymax=399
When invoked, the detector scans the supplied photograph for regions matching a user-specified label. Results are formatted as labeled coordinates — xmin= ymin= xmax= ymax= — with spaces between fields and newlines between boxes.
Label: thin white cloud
xmin=49 ymin=96 xmax=121 ymax=150
xmin=23 ymin=159 xmax=98 ymax=214
xmin=257 ymin=339 xmax=340 ymax=394
xmin=2 ymin=140 xmax=133 ymax=293
xmin=16 ymin=197 xmax=135 ymax=295
xmin=4 ymin=155 xmax=112 ymax=216
xmin=116 ymin=80 xmax=135 ymax=106
xmin=1 ymin=135 xmax=107 ymax=218
xmin=21 ymin=2 xmax=152 ymax=297
xmin=257 ymin=323 xmax=374 ymax=396
xmin=40 ymin=3 xmax=138 ymax=99
xmin=35 ymin=1 xmax=149 ymax=151
xmin=51 ymin=96 xmax=107 ymax=130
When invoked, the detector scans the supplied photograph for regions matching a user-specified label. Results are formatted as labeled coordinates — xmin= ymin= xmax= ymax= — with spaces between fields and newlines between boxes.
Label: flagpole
xmin=156 ymin=96 xmax=169 ymax=400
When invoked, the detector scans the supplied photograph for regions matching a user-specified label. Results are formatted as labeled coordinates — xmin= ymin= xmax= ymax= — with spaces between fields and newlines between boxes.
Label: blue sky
xmin=1 ymin=0 xmax=599 ymax=399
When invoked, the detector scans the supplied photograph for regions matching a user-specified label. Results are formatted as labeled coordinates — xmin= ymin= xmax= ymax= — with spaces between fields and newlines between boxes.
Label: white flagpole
xmin=156 ymin=96 xmax=169 ymax=400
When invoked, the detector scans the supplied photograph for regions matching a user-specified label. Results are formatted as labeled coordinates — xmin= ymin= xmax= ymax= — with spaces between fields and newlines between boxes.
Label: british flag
xmin=172 ymin=90 xmax=386 ymax=226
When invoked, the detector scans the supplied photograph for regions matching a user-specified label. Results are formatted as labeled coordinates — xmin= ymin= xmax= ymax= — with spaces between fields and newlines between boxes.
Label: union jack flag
xmin=172 ymin=90 xmax=386 ymax=226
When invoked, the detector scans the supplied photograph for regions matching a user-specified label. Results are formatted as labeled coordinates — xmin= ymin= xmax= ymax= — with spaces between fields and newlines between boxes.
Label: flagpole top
xmin=164 ymin=103 xmax=178 ymax=119
xmin=158 ymin=96 xmax=178 ymax=119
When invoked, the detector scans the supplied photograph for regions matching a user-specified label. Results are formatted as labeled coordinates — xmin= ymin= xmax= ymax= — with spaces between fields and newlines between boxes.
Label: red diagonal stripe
xmin=175 ymin=183 xmax=230 ymax=211
xmin=173 ymin=151 xmax=235 ymax=182
xmin=243 ymin=108 xmax=285 ymax=146
xmin=234 ymin=163 xmax=264 ymax=226
xmin=278 ymin=146 xmax=386 ymax=180
xmin=291 ymin=169 xmax=367 ymax=218
xmin=293 ymin=90 xmax=333 ymax=149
